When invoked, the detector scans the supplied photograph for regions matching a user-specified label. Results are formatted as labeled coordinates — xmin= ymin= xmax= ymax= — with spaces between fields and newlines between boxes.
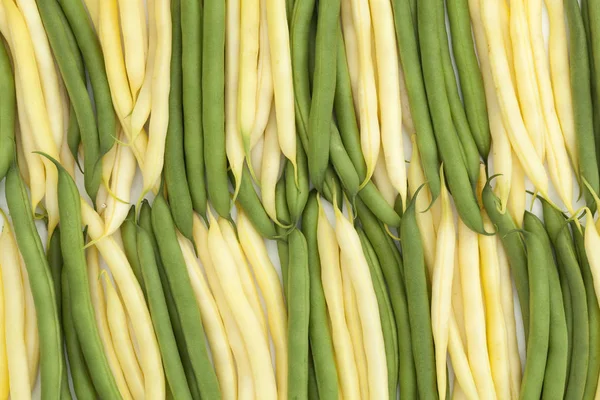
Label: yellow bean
xmin=0 ymin=254 xmax=7 ymax=400
xmin=372 ymin=152 xmax=398 ymax=207
xmin=117 ymin=0 xmax=146 ymax=96
xmin=508 ymin=155 xmax=526 ymax=227
xmin=260 ymin=108 xmax=283 ymax=222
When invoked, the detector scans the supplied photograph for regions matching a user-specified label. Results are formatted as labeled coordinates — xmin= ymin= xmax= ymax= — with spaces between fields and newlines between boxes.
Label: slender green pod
xmin=329 ymin=125 xmax=360 ymax=199
xmin=359 ymin=182 xmax=402 ymax=227
xmin=121 ymin=207 xmax=145 ymax=296
xmin=399 ymin=188 xmax=438 ymax=400
xmin=565 ymin=0 xmax=600 ymax=213
xmin=286 ymin=146 xmax=310 ymax=223
xmin=287 ymin=229 xmax=311 ymax=400
xmin=359 ymin=230 xmax=399 ymax=400
xmin=0 ymin=39 xmax=15 ymax=182
xmin=58 ymin=0 xmax=116 ymax=155
xmin=182 ymin=0 xmax=207 ymax=216
xmin=152 ymin=195 xmax=221 ymax=399
xmin=482 ymin=180 xmax=529 ymax=333
xmin=543 ymin=201 xmax=589 ymax=399
xmin=392 ymin=0 xmax=441 ymax=198
xmin=19 ymin=159 xmax=119 ymax=399
xmin=321 ymin=167 xmax=343 ymax=210
xmin=524 ymin=212 xmax=568 ymax=399
xmin=308 ymin=356 xmax=319 ymax=400
xmin=447 ymin=0 xmax=490 ymax=158
xmin=137 ymin=227 xmax=193 ymax=400
xmin=301 ymin=192 xmax=339 ymax=400
xmin=557 ymin=263 xmax=574 ymax=380
xmin=61 ymin=272 xmax=97 ymax=400
xmin=585 ymin=0 xmax=600 ymax=166
xmin=572 ymin=221 xmax=600 ymax=399
xmin=276 ymin=178 xmax=291 ymax=295
xmin=203 ymin=0 xmax=230 ymax=217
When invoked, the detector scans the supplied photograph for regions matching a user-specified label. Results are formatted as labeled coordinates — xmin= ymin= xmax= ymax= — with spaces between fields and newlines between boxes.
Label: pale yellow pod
xmin=0 ymin=256 xmax=7 ymax=400
xmin=260 ymin=108 xmax=282 ymax=222
xmin=84 ymin=0 xmax=99 ymax=29
xmin=372 ymin=152 xmax=398 ymax=207
xmin=317 ymin=202 xmax=360 ymax=400
xmin=479 ymin=215 xmax=511 ymax=400
xmin=340 ymin=0 xmax=360 ymax=113
xmin=117 ymin=0 xmax=147 ymax=96
xmin=237 ymin=210 xmax=288 ymax=399
xmin=178 ymin=233 xmax=238 ymax=400
xmin=103 ymin=274 xmax=145 ymax=400
xmin=448 ymin=314 xmax=479 ymax=400
xmin=192 ymin=216 xmax=252 ymax=400
xmin=369 ymin=0 xmax=406 ymax=205
xmin=335 ymin=206 xmax=387 ymax=400
xmin=251 ymin=136 xmax=264 ymax=183
xmin=87 ymin=246 xmax=133 ymax=400
xmin=206 ymin=213 xmax=277 ymax=400
xmin=14 ymin=126 xmax=31 ymax=187
xmin=508 ymin=155 xmax=526 ymax=227
xmin=238 ymin=0 xmax=260 ymax=149
xmin=101 ymin=142 xmax=119 ymax=200
xmin=82 ymin=204 xmax=165 ymax=400
xmin=21 ymin=262 xmax=39 ymax=388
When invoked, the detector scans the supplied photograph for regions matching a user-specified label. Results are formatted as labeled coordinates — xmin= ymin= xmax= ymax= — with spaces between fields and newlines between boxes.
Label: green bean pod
xmin=0 ymin=38 xmax=15 ymax=182
xmin=321 ymin=167 xmax=343 ymax=210
xmin=301 ymin=192 xmax=339 ymax=400
xmin=524 ymin=212 xmax=568 ymax=399
xmin=557 ymin=262 xmax=574 ymax=379
xmin=275 ymin=178 xmax=291 ymax=295
xmin=358 ymin=182 xmax=402 ymax=227
xmin=58 ymin=0 xmax=116 ymax=156
xmin=38 ymin=0 xmax=102 ymax=200
xmin=61 ymin=271 xmax=97 ymax=400
xmin=20 ymin=160 xmax=119 ymax=399
xmin=286 ymin=146 xmax=310 ymax=223
xmin=446 ymin=0 xmax=490 ymax=158
xmin=152 ymin=195 xmax=221 ymax=399
xmin=137 ymin=227 xmax=194 ymax=400
xmin=399 ymin=188 xmax=438 ymax=400
xmin=482 ymin=180 xmax=529 ymax=333
xmin=165 ymin=0 xmax=194 ymax=240
xmin=181 ymin=0 xmax=207 ymax=216
xmin=307 ymin=355 xmax=320 ymax=400
xmin=306 ymin=0 xmax=340 ymax=189
xmin=572 ymin=221 xmax=600 ymax=399
xmin=565 ymin=0 xmax=600 ymax=213
xmin=329 ymin=125 xmax=360 ymax=199
xmin=585 ymin=0 xmax=600 ymax=164
xmin=543 ymin=202 xmax=589 ymax=399
xmin=139 ymin=201 xmax=202 ymax=399
xmin=392 ymin=0 xmax=441 ymax=198
xmin=231 ymin=166 xmax=277 ymax=239
xmin=287 ymin=229 xmax=311 ymax=400
xmin=359 ymin=230 xmax=399 ymax=400
xmin=202 ymin=0 xmax=230 ymax=218
xmin=121 ymin=207 xmax=145 ymax=296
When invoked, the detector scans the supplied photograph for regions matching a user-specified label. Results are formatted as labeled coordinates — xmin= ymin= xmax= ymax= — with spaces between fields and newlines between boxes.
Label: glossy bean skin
xmin=275 ymin=178 xmax=291 ymax=294
xmin=482 ymin=181 xmax=529 ymax=335
xmin=202 ymin=0 xmax=230 ymax=217
xmin=121 ymin=207 xmax=145 ymax=297
xmin=137 ymin=227 xmax=193 ymax=400
xmin=182 ymin=0 xmax=207 ymax=216
xmin=151 ymin=195 xmax=221 ymax=399
xmin=329 ymin=125 xmax=360 ymax=199
xmin=565 ymin=0 xmax=600 ymax=213
xmin=543 ymin=201 xmax=589 ymax=399
xmin=21 ymin=160 xmax=120 ymax=399
xmin=165 ymin=0 xmax=195 ymax=241
xmin=399 ymin=189 xmax=438 ymax=400
xmin=286 ymin=146 xmax=310 ymax=224
xmin=524 ymin=212 xmax=568 ymax=399
xmin=572 ymin=221 xmax=600 ymax=399
xmin=58 ymin=0 xmax=116 ymax=156
xmin=392 ymin=0 xmax=441 ymax=198
xmin=585 ymin=0 xmax=600 ymax=165
xmin=301 ymin=192 xmax=339 ymax=400
xmin=0 ymin=39 xmax=15 ymax=183
xmin=139 ymin=201 xmax=202 ymax=399
xmin=287 ymin=229 xmax=311 ymax=400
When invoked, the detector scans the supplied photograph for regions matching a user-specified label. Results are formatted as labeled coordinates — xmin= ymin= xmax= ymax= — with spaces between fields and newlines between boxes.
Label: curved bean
xmin=0 ymin=39 xmax=15 ymax=182
xmin=120 ymin=207 xmax=145 ymax=296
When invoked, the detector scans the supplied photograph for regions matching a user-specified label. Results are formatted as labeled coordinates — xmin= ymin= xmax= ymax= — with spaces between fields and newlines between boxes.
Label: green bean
xmin=321 ymin=166 xmax=343 ymax=210
xmin=151 ymin=195 xmax=221 ymax=399
xmin=38 ymin=0 xmax=102 ymax=201
xmin=0 ymin=37 xmax=15 ymax=183
xmin=307 ymin=355 xmax=320 ymax=400
xmin=275 ymin=178 xmax=291 ymax=296
xmin=518 ymin=230 xmax=551 ymax=400
xmin=182 ymin=0 xmax=207 ymax=217
xmin=20 ymin=160 xmax=118 ymax=399
xmin=437 ymin=0 xmax=480 ymax=184
xmin=557 ymin=262 xmax=573 ymax=380
xmin=301 ymin=192 xmax=339 ymax=400
xmin=447 ymin=0 xmax=490 ymax=158
xmin=572 ymin=221 xmax=600 ymax=399
xmin=359 ymin=182 xmax=402 ymax=227
xmin=231 ymin=165 xmax=277 ymax=239
xmin=306 ymin=0 xmax=340 ymax=189
xmin=286 ymin=145 xmax=310 ymax=223
xmin=586 ymin=0 xmax=600 ymax=163
xmin=139 ymin=201 xmax=202 ymax=399
xmin=165 ymin=0 xmax=194 ymax=240
xmin=202 ymin=0 xmax=229 ymax=218
xmin=329 ymin=124 xmax=360 ymax=199
xmin=61 ymin=271 xmax=97 ymax=400
xmin=137 ymin=227 xmax=193 ymax=400
xmin=287 ymin=229 xmax=310 ymax=400
xmin=482 ymin=180 xmax=529 ymax=334
xmin=399 ymin=188 xmax=438 ymax=400
xmin=392 ymin=0 xmax=441 ymax=198
xmin=543 ymin=201 xmax=589 ymax=399
xmin=121 ymin=207 xmax=145 ymax=297
xmin=58 ymin=0 xmax=116 ymax=156
xmin=565 ymin=0 xmax=600 ymax=213
xmin=358 ymin=230 xmax=399 ymax=400
xmin=523 ymin=212 xmax=568 ymax=399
